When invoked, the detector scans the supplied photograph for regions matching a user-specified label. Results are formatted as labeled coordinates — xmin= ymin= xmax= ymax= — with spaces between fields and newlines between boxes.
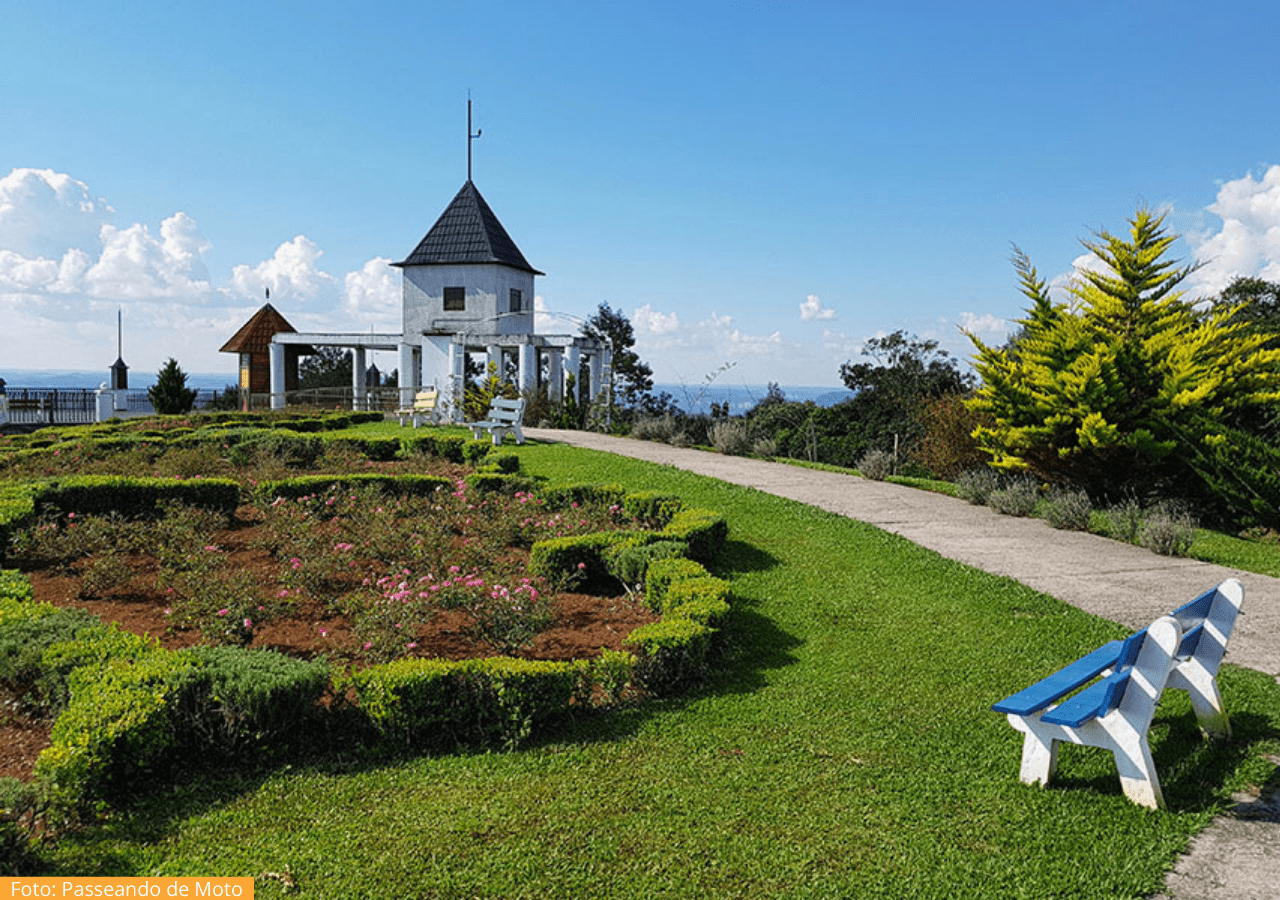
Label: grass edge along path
xmin=39 ymin=441 xmax=1280 ymax=899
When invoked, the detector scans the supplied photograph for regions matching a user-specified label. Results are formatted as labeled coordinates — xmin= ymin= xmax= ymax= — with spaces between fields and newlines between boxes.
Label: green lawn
xmin=38 ymin=438 xmax=1280 ymax=899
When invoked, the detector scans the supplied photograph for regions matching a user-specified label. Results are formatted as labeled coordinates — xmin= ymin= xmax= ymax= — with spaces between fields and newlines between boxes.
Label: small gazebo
xmin=220 ymin=303 xmax=312 ymax=407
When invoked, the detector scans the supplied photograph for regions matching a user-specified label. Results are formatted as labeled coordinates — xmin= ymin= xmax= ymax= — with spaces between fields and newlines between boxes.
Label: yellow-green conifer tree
xmin=966 ymin=209 xmax=1280 ymax=523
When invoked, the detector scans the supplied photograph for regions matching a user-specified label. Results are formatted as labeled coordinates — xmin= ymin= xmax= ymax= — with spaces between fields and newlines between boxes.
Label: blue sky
xmin=3 ymin=0 xmax=1280 ymax=388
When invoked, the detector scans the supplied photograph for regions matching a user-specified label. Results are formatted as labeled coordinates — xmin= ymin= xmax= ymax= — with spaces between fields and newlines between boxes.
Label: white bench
xmin=397 ymin=389 xmax=439 ymax=428
xmin=992 ymin=579 xmax=1243 ymax=809
xmin=465 ymin=397 xmax=526 ymax=446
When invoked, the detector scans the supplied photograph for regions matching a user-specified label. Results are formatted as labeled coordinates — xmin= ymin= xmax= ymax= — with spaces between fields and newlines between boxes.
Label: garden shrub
xmin=644 ymin=557 xmax=711 ymax=613
xmin=986 ymin=478 xmax=1041 ymax=517
xmin=625 ymin=618 xmax=713 ymax=694
xmin=469 ymin=657 xmax=578 ymax=748
xmin=479 ymin=452 xmax=521 ymax=474
xmin=34 ymin=648 xmax=203 ymax=811
xmin=622 ymin=491 xmax=683 ymax=528
xmin=663 ymin=576 xmax=732 ymax=624
xmin=709 ymin=419 xmax=753 ymax=456
xmin=1041 ymin=488 xmax=1094 ymax=531
xmin=584 ymin=648 xmax=637 ymax=707
xmin=319 ymin=433 xmax=401 ymax=461
xmin=1105 ymin=497 xmax=1147 ymax=544
xmin=462 ymin=439 xmax=494 ymax=463
xmin=538 ymin=483 xmax=628 ymax=511
xmin=529 ymin=531 xmax=654 ymax=591
xmin=345 ymin=658 xmax=473 ymax=749
xmin=177 ymin=646 xmax=330 ymax=756
xmin=955 ymin=468 xmax=1002 ymax=505
xmin=465 ymin=472 xmax=536 ymax=495
xmin=631 ymin=414 xmax=682 ymax=444
xmin=0 ymin=777 xmax=43 ymax=875
xmin=0 ymin=599 xmax=99 ymax=715
xmin=604 ymin=540 xmax=688 ymax=590
xmin=253 ymin=473 xmax=452 ymax=505
xmin=33 ymin=476 xmax=240 ymax=521
xmin=909 ymin=393 xmax=990 ymax=479
xmin=857 ymin=449 xmax=895 ymax=481
xmin=663 ymin=508 xmax=728 ymax=564
xmin=1141 ymin=502 xmax=1197 ymax=557
xmin=226 ymin=431 xmax=324 ymax=468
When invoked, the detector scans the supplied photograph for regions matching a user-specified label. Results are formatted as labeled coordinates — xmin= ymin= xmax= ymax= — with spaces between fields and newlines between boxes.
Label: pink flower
xmin=243 ymin=618 xmax=252 ymax=629
xmin=217 ymin=608 xmax=229 ymax=617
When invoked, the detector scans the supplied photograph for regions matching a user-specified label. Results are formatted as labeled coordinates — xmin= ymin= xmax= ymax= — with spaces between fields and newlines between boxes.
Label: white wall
xmin=402 ymin=264 xmax=536 ymax=337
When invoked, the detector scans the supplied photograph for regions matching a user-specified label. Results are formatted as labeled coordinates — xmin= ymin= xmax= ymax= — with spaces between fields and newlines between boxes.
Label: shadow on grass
xmin=1032 ymin=708 xmax=1280 ymax=814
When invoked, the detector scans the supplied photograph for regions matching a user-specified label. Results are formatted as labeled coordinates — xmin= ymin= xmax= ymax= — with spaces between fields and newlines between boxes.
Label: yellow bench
xmin=397 ymin=389 xmax=440 ymax=428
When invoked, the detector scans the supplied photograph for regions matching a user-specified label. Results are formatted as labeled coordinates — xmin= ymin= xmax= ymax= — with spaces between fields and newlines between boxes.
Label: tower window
xmin=510 ymin=289 xmax=522 ymax=313
xmin=443 ymin=287 xmax=465 ymax=311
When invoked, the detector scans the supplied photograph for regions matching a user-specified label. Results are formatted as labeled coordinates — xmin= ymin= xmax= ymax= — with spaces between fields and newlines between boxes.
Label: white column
xmin=565 ymin=346 xmax=581 ymax=401
xmin=352 ymin=347 xmax=367 ymax=411
xmin=448 ymin=340 xmax=466 ymax=423
xmin=547 ymin=349 xmax=564 ymax=403
xmin=518 ymin=343 xmax=537 ymax=394
xmin=269 ymin=341 xmax=286 ymax=410
xmin=398 ymin=342 xmax=417 ymax=408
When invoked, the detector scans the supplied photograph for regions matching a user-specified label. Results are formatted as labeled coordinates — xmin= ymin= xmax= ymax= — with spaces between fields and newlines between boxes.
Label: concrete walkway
xmin=525 ymin=428 xmax=1280 ymax=900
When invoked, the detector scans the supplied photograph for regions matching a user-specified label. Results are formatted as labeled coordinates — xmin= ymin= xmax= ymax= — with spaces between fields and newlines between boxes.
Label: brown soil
xmin=0 ymin=506 xmax=658 ymax=782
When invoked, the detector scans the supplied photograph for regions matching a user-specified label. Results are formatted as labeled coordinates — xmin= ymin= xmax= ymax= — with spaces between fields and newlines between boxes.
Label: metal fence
xmin=0 ymin=387 xmax=236 ymax=426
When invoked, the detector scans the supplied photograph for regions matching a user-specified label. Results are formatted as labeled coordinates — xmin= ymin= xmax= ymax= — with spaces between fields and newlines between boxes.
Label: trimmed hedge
xmin=538 ymin=483 xmax=628 ymax=510
xmin=32 ymin=476 xmax=241 ymax=521
xmin=253 ymin=473 xmax=453 ymax=505
xmin=345 ymin=656 xmax=578 ymax=749
xmin=318 ymin=434 xmax=402 ymax=461
xmin=663 ymin=508 xmax=729 ymax=564
xmin=644 ymin=557 xmax=713 ymax=613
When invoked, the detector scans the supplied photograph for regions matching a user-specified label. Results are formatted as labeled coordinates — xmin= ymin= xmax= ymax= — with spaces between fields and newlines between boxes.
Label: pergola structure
xmin=264 ymin=179 xmax=608 ymax=420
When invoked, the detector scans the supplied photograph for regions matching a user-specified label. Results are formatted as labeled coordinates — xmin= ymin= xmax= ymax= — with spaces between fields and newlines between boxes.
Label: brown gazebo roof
xmin=220 ymin=303 xmax=313 ymax=355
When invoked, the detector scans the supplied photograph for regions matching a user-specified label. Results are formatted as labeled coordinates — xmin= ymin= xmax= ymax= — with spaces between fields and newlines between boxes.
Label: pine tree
xmin=148 ymin=358 xmax=199 ymax=415
xmin=966 ymin=209 xmax=1280 ymax=523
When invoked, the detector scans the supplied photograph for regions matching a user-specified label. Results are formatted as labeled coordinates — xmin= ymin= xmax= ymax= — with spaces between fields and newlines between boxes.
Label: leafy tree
xmin=148 ymin=358 xmax=198 ymax=415
xmin=967 ymin=209 xmax=1280 ymax=524
xmin=837 ymin=330 xmax=972 ymax=453
xmin=298 ymin=347 xmax=353 ymax=390
xmin=581 ymin=303 xmax=657 ymax=416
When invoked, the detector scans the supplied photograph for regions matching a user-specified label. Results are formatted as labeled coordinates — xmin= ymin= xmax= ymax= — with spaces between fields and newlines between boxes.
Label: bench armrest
xmin=992 ymin=640 xmax=1124 ymax=716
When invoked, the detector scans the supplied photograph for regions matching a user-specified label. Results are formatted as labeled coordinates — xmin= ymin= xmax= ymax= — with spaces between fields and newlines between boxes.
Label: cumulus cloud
xmin=343 ymin=256 xmax=400 ymax=327
xmin=228 ymin=235 xmax=339 ymax=307
xmin=633 ymin=302 xmax=681 ymax=334
xmin=958 ymin=311 xmax=1009 ymax=346
xmin=1187 ymin=165 xmax=1280 ymax=296
xmin=799 ymin=293 xmax=836 ymax=321
xmin=0 ymin=168 xmax=112 ymax=260
xmin=85 ymin=213 xmax=213 ymax=300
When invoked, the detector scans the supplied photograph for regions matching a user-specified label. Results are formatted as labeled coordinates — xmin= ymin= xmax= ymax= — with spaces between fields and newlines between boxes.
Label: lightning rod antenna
xmin=468 ymin=95 xmax=482 ymax=182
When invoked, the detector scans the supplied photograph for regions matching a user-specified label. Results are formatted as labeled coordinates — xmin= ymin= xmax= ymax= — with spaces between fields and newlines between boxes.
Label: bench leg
xmin=1173 ymin=663 xmax=1232 ymax=739
xmin=1112 ymin=739 xmax=1165 ymax=810
xmin=490 ymin=428 xmax=506 ymax=446
xmin=1018 ymin=728 xmax=1060 ymax=787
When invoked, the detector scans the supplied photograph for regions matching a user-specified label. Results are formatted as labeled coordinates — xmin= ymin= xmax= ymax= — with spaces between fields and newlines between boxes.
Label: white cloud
xmin=958 ymin=311 xmax=1009 ymax=346
xmin=85 ymin=213 xmax=213 ymax=300
xmin=633 ymin=302 xmax=681 ymax=334
xmin=228 ymin=234 xmax=339 ymax=308
xmin=1187 ymin=165 xmax=1280 ymax=296
xmin=0 ymin=168 xmax=113 ymax=259
xmin=799 ymin=293 xmax=836 ymax=321
xmin=343 ymin=256 xmax=400 ymax=327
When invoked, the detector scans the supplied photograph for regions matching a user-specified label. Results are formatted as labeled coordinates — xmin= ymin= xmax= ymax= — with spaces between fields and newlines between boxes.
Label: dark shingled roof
xmin=393 ymin=180 xmax=543 ymax=275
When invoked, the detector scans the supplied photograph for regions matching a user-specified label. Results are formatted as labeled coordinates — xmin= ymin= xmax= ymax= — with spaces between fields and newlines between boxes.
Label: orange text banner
xmin=3 ymin=878 xmax=253 ymax=898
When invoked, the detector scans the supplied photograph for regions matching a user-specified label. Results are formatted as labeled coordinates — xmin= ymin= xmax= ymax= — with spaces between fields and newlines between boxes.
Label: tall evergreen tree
xmin=967 ymin=209 xmax=1280 ymax=522
xmin=148 ymin=358 xmax=198 ymax=415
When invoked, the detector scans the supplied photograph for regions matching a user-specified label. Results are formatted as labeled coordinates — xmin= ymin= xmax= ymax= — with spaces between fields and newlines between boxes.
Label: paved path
xmin=525 ymin=428 xmax=1280 ymax=900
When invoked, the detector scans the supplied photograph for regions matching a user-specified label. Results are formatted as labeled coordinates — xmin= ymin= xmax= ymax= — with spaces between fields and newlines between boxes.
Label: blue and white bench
xmin=992 ymin=579 xmax=1243 ymax=809
xmin=465 ymin=397 xmax=526 ymax=446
